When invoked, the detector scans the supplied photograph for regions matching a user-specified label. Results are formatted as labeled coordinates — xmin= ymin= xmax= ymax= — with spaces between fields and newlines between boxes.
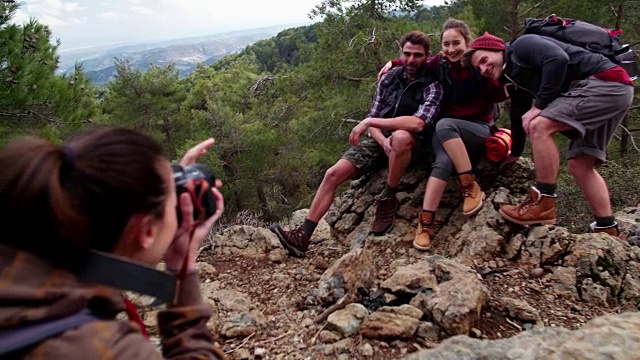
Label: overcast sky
xmin=12 ymin=0 xmax=448 ymax=51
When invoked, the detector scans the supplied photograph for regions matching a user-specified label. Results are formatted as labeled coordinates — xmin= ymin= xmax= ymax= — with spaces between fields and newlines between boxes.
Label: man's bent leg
xmin=567 ymin=155 xmax=612 ymax=218
xmin=308 ymin=159 xmax=358 ymax=222
xmin=371 ymin=130 xmax=415 ymax=236
xmin=271 ymin=139 xmax=381 ymax=256
xmin=529 ymin=116 xmax=573 ymax=184
xmin=387 ymin=130 xmax=416 ymax=188
xmin=500 ymin=116 xmax=572 ymax=225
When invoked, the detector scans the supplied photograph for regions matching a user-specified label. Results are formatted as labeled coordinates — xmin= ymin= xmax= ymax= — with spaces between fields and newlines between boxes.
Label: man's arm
xmin=365 ymin=81 xmax=444 ymax=133
xmin=366 ymin=73 xmax=390 ymax=145
xmin=511 ymin=34 xmax=569 ymax=109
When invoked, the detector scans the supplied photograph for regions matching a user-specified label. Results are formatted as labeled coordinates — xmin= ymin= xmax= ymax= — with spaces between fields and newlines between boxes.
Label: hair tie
xmin=62 ymin=145 xmax=76 ymax=166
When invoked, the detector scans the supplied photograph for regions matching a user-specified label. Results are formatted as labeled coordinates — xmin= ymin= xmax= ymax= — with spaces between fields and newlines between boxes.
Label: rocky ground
xmin=138 ymin=159 xmax=640 ymax=359
xmin=191 ymin=235 xmax=615 ymax=359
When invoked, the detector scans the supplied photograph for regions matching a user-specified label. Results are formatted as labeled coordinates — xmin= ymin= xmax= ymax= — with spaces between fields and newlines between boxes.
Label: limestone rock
xmin=359 ymin=311 xmax=420 ymax=340
xmin=317 ymin=246 xmax=374 ymax=304
xmin=404 ymin=312 xmax=640 ymax=360
xmin=380 ymin=262 xmax=437 ymax=295
xmin=326 ymin=303 xmax=369 ymax=337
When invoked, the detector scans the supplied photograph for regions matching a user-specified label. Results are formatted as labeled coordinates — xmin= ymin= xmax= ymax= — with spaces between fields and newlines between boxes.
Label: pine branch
xmin=618 ymin=125 xmax=640 ymax=152
xmin=342 ymin=75 xmax=368 ymax=82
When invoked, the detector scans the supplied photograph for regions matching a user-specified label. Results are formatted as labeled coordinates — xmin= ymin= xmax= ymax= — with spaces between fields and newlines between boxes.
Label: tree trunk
xmin=509 ymin=0 xmax=521 ymax=38
xmin=256 ymin=184 xmax=274 ymax=220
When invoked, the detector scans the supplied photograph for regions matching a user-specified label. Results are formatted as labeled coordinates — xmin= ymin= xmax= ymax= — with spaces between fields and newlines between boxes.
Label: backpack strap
xmin=0 ymin=309 xmax=100 ymax=356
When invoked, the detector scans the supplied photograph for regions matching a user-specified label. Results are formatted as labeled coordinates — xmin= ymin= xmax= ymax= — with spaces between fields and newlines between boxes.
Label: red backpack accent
xmin=485 ymin=128 xmax=512 ymax=163
xmin=523 ymin=14 xmax=638 ymax=80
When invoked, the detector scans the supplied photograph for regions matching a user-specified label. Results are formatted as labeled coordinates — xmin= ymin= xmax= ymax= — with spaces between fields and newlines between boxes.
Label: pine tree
xmin=0 ymin=1 xmax=95 ymax=144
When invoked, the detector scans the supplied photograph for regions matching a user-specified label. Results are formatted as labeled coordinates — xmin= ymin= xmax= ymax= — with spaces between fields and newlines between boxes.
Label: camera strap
xmin=75 ymin=251 xmax=177 ymax=305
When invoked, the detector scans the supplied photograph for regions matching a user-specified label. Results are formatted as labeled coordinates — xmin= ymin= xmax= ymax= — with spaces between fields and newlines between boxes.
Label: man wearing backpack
xmin=462 ymin=31 xmax=634 ymax=238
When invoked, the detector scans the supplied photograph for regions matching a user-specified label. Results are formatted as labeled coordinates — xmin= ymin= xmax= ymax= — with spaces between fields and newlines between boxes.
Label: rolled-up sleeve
xmin=413 ymin=81 xmax=443 ymax=127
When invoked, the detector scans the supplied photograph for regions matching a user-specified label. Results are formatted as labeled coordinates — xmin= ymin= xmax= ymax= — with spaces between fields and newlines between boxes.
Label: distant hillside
xmin=59 ymin=24 xmax=305 ymax=85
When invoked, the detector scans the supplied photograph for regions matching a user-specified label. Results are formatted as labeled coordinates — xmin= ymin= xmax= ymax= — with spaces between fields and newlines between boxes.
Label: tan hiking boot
xmin=458 ymin=173 xmax=484 ymax=215
xmin=499 ymin=187 xmax=557 ymax=225
xmin=270 ymin=224 xmax=310 ymax=257
xmin=413 ymin=211 xmax=435 ymax=251
xmin=590 ymin=222 xmax=627 ymax=240
xmin=371 ymin=195 xmax=398 ymax=236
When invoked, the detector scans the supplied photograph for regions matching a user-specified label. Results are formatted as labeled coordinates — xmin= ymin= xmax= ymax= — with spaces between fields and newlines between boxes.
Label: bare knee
xmin=529 ymin=117 xmax=556 ymax=139
xmin=390 ymin=130 xmax=415 ymax=153
xmin=530 ymin=116 xmax=572 ymax=140
xmin=323 ymin=161 xmax=355 ymax=186
xmin=567 ymin=156 xmax=596 ymax=178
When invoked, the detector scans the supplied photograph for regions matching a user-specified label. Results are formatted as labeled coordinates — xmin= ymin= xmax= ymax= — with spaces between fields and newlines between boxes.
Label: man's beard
xmin=405 ymin=63 xmax=424 ymax=79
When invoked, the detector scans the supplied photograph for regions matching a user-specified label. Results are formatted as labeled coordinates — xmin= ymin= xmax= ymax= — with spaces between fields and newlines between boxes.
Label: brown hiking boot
xmin=590 ymin=222 xmax=628 ymax=240
xmin=371 ymin=195 xmax=398 ymax=236
xmin=499 ymin=187 xmax=557 ymax=225
xmin=270 ymin=224 xmax=309 ymax=258
xmin=458 ymin=173 xmax=484 ymax=215
xmin=413 ymin=211 xmax=435 ymax=251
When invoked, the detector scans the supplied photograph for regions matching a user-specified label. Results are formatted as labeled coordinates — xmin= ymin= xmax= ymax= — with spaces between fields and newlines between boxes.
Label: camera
xmin=171 ymin=163 xmax=216 ymax=225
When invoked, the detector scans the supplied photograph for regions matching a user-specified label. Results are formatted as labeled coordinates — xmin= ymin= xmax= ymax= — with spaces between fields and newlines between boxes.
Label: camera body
xmin=171 ymin=164 xmax=216 ymax=225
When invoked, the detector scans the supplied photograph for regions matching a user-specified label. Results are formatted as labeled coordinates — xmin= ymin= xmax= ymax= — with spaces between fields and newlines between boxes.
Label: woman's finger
xmin=180 ymin=138 xmax=215 ymax=167
xmin=199 ymin=188 xmax=224 ymax=231
xmin=178 ymin=192 xmax=194 ymax=228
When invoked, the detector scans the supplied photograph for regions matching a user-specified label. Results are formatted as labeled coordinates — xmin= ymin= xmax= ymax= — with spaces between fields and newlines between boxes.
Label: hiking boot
xmin=458 ymin=173 xmax=484 ymax=215
xmin=270 ymin=224 xmax=309 ymax=258
xmin=590 ymin=222 xmax=627 ymax=240
xmin=413 ymin=211 xmax=435 ymax=251
xmin=371 ymin=195 xmax=398 ymax=236
xmin=499 ymin=187 xmax=557 ymax=225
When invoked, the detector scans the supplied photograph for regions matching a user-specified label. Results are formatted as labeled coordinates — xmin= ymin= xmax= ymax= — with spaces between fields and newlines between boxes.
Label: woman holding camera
xmin=0 ymin=127 xmax=225 ymax=359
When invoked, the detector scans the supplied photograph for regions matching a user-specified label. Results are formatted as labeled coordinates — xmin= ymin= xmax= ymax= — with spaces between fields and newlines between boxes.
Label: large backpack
xmin=522 ymin=14 xmax=638 ymax=80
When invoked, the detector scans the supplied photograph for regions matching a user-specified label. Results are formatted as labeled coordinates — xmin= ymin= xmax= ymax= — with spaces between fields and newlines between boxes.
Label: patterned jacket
xmin=0 ymin=245 xmax=225 ymax=359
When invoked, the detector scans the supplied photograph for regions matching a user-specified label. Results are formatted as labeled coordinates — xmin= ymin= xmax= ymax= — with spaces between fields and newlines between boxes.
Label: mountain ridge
xmin=59 ymin=23 xmax=309 ymax=85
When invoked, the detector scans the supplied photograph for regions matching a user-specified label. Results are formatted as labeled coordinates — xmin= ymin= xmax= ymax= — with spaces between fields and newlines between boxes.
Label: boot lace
xmin=516 ymin=194 xmax=538 ymax=214
xmin=375 ymin=196 xmax=397 ymax=223
xmin=286 ymin=227 xmax=309 ymax=250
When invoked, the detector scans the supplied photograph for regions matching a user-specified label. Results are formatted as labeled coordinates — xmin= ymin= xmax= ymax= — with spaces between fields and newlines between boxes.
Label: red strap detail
xmin=123 ymin=298 xmax=149 ymax=338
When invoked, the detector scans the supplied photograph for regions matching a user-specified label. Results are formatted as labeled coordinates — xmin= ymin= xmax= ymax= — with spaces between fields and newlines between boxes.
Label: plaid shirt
xmin=368 ymin=72 xmax=443 ymax=127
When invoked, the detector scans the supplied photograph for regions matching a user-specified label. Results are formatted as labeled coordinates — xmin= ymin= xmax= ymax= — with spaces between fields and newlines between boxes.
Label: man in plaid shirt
xmin=271 ymin=30 xmax=443 ymax=257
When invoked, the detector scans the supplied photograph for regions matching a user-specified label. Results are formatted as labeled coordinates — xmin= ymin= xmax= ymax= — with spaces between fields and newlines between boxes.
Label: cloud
xmin=97 ymin=12 xmax=123 ymax=21
xmin=131 ymin=6 xmax=153 ymax=15
xmin=64 ymin=3 xmax=86 ymax=12
xmin=9 ymin=9 xmax=32 ymax=25
xmin=39 ymin=14 xmax=67 ymax=26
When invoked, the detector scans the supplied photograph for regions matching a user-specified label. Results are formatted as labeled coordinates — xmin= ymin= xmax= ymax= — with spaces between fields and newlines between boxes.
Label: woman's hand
xmin=164 ymin=183 xmax=224 ymax=272
xmin=164 ymin=138 xmax=224 ymax=272
xmin=377 ymin=61 xmax=393 ymax=81
xmin=180 ymin=138 xmax=214 ymax=167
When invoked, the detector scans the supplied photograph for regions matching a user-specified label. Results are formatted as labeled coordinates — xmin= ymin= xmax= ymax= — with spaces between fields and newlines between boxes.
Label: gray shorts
xmin=540 ymin=76 xmax=634 ymax=163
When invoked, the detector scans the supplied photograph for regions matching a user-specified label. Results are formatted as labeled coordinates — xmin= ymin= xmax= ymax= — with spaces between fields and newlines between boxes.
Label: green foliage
xmin=3 ymin=0 xmax=640 ymax=224
xmin=0 ymin=2 xmax=95 ymax=144
xmin=98 ymin=60 xmax=186 ymax=158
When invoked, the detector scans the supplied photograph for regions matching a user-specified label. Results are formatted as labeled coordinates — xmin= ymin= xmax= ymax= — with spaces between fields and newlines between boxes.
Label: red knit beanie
xmin=470 ymin=32 xmax=505 ymax=51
